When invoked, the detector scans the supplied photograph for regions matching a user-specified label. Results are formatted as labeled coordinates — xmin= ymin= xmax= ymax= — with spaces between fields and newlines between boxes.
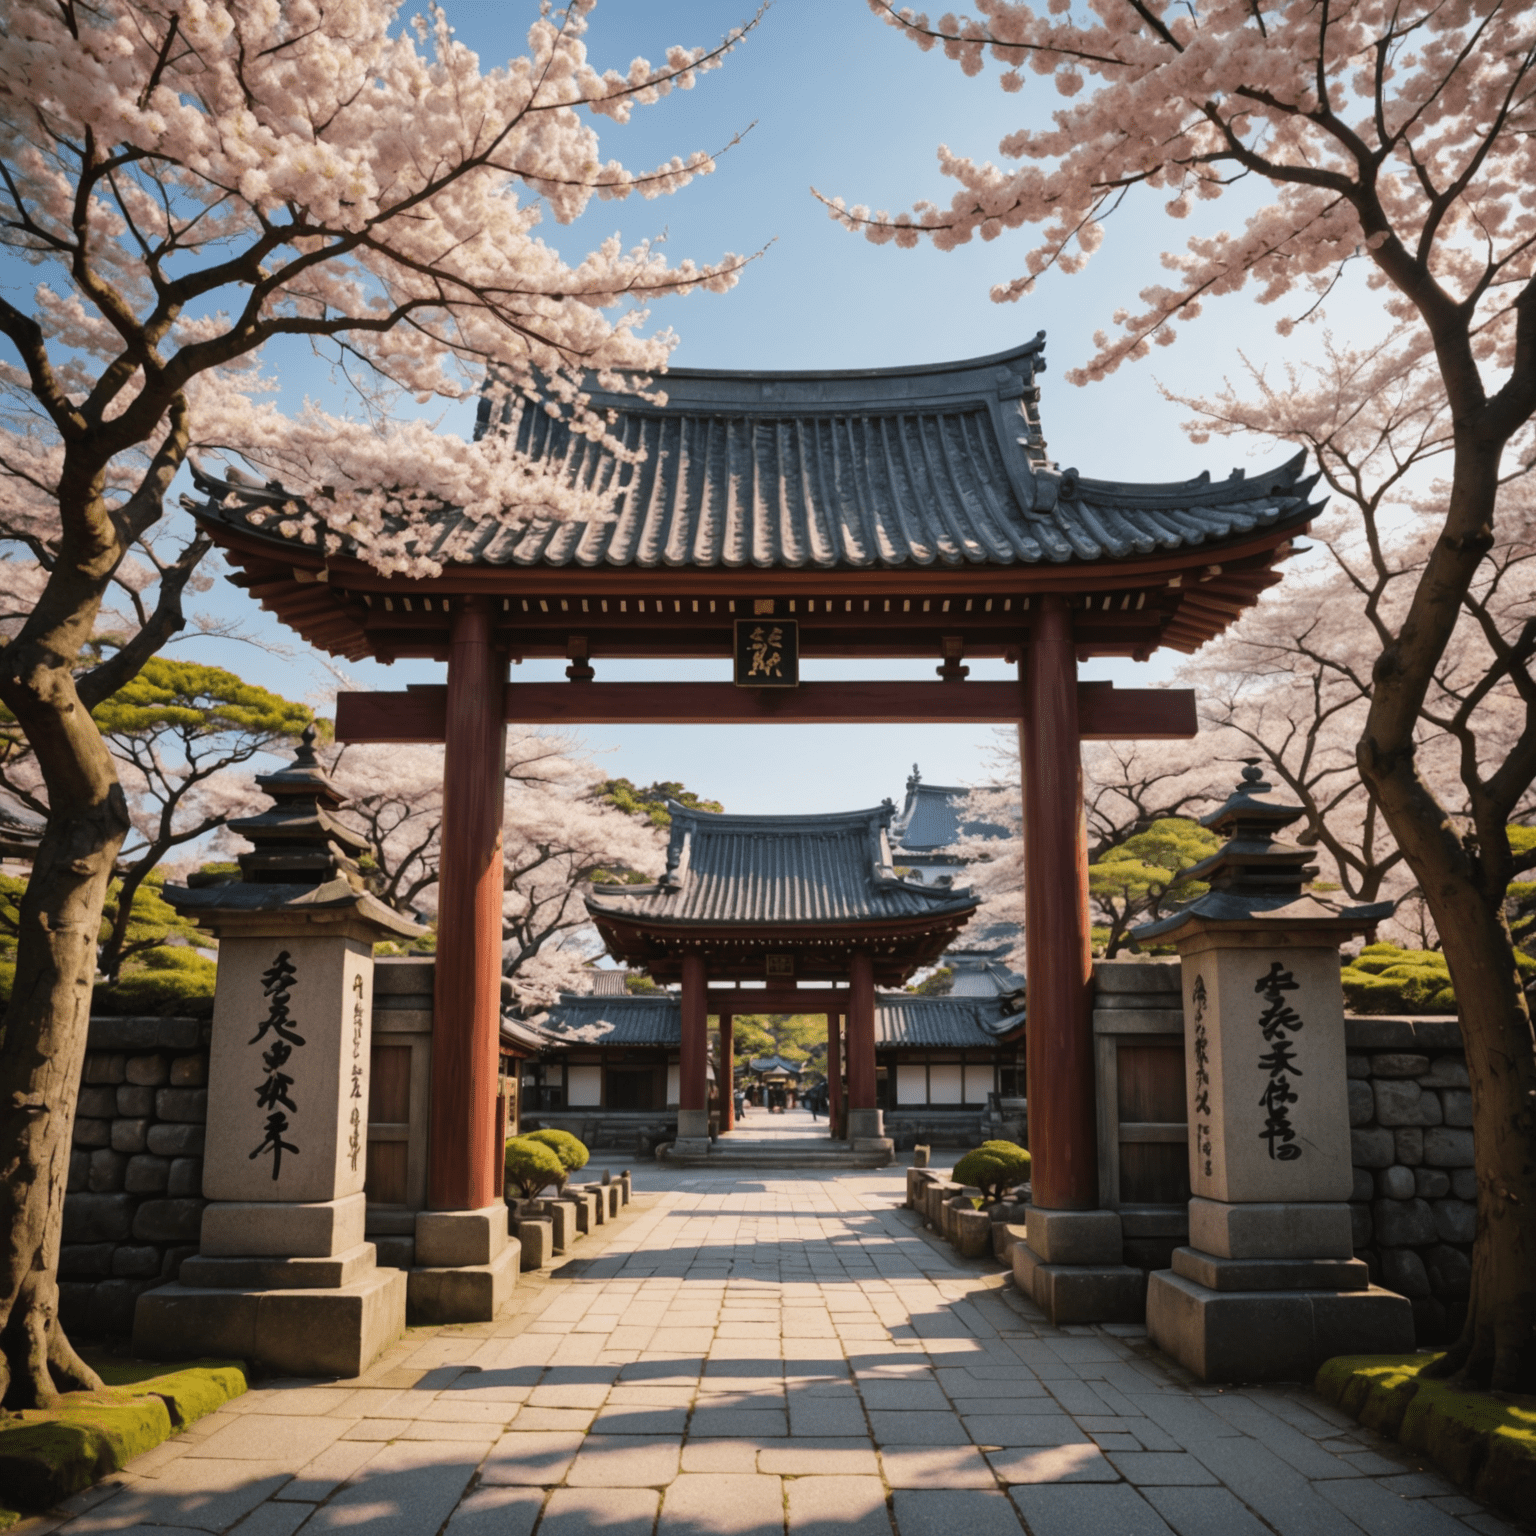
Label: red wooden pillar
xmin=846 ymin=952 xmax=877 ymax=1138
xmin=720 ymin=1013 xmax=735 ymax=1131
xmin=679 ymin=953 xmax=709 ymax=1138
xmin=1022 ymin=593 xmax=1097 ymax=1210
xmin=430 ymin=598 xmax=507 ymax=1211
xmin=825 ymin=1010 xmax=842 ymax=1140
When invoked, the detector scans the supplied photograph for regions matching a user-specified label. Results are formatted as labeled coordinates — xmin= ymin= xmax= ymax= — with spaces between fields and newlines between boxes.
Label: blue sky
xmin=45 ymin=0 xmax=1341 ymax=815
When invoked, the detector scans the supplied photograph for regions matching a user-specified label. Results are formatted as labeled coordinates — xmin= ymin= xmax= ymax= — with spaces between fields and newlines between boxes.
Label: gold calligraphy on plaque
xmin=734 ymin=618 xmax=798 ymax=688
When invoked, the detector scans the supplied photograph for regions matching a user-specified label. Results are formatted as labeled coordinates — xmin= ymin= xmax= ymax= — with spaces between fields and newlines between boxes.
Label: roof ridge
xmin=591 ymin=332 xmax=1048 ymax=390
xmin=667 ymin=802 xmax=898 ymax=831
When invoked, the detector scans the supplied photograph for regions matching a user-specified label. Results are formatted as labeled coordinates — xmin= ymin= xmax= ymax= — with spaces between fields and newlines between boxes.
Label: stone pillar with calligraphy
xmin=133 ymin=728 xmax=425 ymax=1378
xmin=1138 ymin=764 xmax=1414 ymax=1382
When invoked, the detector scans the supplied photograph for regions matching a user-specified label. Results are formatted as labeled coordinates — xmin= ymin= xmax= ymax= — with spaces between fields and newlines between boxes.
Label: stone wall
xmin=1346 ymin=1016 xmax=1473 ymax=1344
xmin=60 ymin=1017 xmax=211 ymax=1338
xmin=883 ymin=1108 xmax=989 ymax=1149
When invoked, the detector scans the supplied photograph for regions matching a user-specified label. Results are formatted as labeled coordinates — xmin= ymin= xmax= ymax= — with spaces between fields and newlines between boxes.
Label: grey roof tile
xmin=874 ymin=995 xmax=1026 ymax=1048
xmin=586 ymin=803 xmax=977 ymax=929
xmin=534 ymin=994 xmax=682 ymax=1048
xmin=892 ymin=774 xmax=1009 ymax=854
xmin=187 ymin=337 xmax=1318 ymax=579
xmin=528 ymin=992 xmax=1024 ymax=1051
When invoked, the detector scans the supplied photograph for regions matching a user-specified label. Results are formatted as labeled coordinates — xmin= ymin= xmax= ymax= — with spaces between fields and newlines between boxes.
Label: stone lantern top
xmin=166 ymin=725 xmax=419 ymax=938
xmin=1186 ymin=761 xmax=1319 ymax=899
xmin=1133 ymin=761 xmax=1394 ymax=942
xmin=228 ymin=724 xmax=371 ymax=889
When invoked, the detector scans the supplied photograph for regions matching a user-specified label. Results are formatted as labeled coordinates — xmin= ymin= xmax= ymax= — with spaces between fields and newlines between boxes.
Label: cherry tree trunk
xmin=0 ymin=657 xmax=124 ymax=1407
xmin=1362 ymin=758 xmax=1536 ymax=1389
xmin=1424 ymin=889 xmax=1536 ymax=1389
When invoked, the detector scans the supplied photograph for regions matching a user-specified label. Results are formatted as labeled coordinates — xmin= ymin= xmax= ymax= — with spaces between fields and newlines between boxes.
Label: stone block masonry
xmin=62 ymin=1016 xmax=210 ymax=1337
xmin=1345 ymin=1016 xmax=1475 ymax=1344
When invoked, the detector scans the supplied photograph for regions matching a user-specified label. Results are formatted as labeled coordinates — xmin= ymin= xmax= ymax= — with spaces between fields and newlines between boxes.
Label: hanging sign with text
xmin=734 ymin=618 xmax=798 ymax=688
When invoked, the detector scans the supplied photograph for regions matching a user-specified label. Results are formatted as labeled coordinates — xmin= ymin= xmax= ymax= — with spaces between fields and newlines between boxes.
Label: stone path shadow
xmin=24 ymin=1165 xmax=1517 ymax=1536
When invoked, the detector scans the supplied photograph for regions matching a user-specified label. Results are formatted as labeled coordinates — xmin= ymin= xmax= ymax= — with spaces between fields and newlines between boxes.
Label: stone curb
xmin=1314 ymin=1352 xmax=1536 ymax=1524
xmin=0 ymin=1359 xmax=246 ymax=1517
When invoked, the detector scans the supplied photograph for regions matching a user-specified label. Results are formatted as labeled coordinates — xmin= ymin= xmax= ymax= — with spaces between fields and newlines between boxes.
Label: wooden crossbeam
xmin=334 ymin=680 xmax=1197 ymax=742
xmin=707 ymin=987 xmax=849 ymax=1012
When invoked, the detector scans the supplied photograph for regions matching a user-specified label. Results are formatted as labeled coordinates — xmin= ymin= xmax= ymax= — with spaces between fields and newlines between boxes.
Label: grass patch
xmin=1315 ymin=1353 xmax=1536 ymax=1521
xmin=0 ymin=1358 xmax=246 ymax=1517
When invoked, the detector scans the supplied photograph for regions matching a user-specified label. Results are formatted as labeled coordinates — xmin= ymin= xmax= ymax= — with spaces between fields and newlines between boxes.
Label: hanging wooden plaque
xmin=734 ymin=618 xmax=798 ymax=688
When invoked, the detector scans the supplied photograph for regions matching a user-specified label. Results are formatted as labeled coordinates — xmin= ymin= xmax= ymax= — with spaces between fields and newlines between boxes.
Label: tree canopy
xmin=1089 ymin=818 xmax=1219 ymax=958
xmin=0 ymin=0 xmax=753 ymax=1409
xmin=850 ymin=0 xmax=1536 ymax=1389
xmin=597 ymin=780 xmax=725 ymax=828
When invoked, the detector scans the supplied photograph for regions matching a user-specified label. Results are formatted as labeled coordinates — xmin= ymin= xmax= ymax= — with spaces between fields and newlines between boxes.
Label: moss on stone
xmin=1315 ymin=1353 xmax=1536 ymax=1524
xmin=1315 ymin=1352 xmax=1424 ymax=1423
xmin=0 ymin=1360 xmax=247 ymax=1512
xmin=0 ymin=1401 xmax=170 ymax=1509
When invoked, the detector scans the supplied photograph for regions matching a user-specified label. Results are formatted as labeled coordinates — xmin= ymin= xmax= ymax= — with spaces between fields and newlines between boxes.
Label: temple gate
xmin=189 ymin=333 xmax=1319 ymax=1308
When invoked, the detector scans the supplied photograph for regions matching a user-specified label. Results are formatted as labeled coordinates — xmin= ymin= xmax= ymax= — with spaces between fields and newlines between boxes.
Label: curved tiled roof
xmin=527 ymin=991 xmax=1023 ymax=1051
xmin=585 ymin=803 xmax=978 ymax=929
xmin=534 ymin=993 xmax=682 ymax=1048
xmin=187 ymin=335 xmax=1317 ymax=580
xmin=876 ymin=994 xmax=1025 ymax=1048
xmin=452 ymin=334 xmax=1316 ymax=572
xmin=891 ymin=769 xmax=1009 ymax=854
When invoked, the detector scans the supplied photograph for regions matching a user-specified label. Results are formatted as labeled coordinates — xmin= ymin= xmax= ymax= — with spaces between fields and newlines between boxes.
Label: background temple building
xmin=514 ymin=765 xmax=1026 ymax=1148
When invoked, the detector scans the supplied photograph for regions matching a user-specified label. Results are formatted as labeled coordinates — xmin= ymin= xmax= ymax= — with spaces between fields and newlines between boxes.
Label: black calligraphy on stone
xmin=1254 ymin=959 xmax=1304 ymax=1161
xmin=250 ymin=1110 xmax=299 ymax=1178
xmin=1191 ymin=974 xmax=1213 ymax=1178
xmin=348 ymin=973 xmax=365 ymax=1173
xmin=250 ymin=950 xmax=303 ymax=1179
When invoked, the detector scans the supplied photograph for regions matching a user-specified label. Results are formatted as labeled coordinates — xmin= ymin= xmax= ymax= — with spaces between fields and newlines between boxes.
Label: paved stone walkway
xmin=722 ymin=1105 xmax=833 ymax=1145
xmin=31 ymin=1163 xmax=1517 ymax=1536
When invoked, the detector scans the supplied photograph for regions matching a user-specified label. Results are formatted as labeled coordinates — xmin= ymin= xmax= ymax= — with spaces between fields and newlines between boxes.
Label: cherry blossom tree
xmin=843 ymin=0 xmax=1536 ymax=1389
xmin=956 ymin=732 xmax=1224 ymax=966
xmin=0 ymin=0 xmax=750 ymax=1407
xmin=326 ymin=728 xmax=664 ymax=1007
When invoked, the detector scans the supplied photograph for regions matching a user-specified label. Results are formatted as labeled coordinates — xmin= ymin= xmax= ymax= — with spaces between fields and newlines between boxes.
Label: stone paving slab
xmin=21 ymin=1160 xmax=1524 ymax=1536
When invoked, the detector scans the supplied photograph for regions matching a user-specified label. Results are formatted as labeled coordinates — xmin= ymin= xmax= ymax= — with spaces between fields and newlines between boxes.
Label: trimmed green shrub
xmin=952 ymin=1140 xmax=1031 ymax=1204
xmin=522 ymin=1129 xmax=589 ymax=1189
xmin=1341 ymin=942 xmax=1536 ymax=1014
xmin=95 ymin=946 xmax=216 ymax=1017
xmin=504 ymin=1136 xmax=566 ymax=1200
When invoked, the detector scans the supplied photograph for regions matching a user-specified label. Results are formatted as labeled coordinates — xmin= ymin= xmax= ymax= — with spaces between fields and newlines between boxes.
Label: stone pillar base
xmin=133 ymin=1194 xmax=406 ymax=1378
xmin=407 ymin=1202 xmax=518 ymax=1324
xmin=1011 ymin=1207 xmax=1145 ymax=1324
xmin=846 ymin=1108 xmax=884 ymax=1141
xmin=669 ymin=1138 xmax=712 ymax=1160
xmin=408 ymin=1245 xmax=520 ymax=1324
xmin=1012 ymin=1242 xmax=1146 ymax=1324
xmin=133 ymin=1264 xmax=405 ymax=1379
xmin=1147 ymin=1268 xmax=1413 ymax=1382
xmin=676 ymin=1109 xmax=710 ymax=1140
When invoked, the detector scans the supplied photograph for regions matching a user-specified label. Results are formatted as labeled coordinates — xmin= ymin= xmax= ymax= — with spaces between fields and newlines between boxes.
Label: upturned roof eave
xmin=584 ymin=902 xmax=979 ymax=935
xmin=191 ymin=493 xmax=1317 ymax=588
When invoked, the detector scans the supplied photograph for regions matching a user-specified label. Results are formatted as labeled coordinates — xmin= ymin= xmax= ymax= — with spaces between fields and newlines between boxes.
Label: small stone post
xmin=133 ymin=728 xmax=425 ymax=1377
xmin=1139 ymin=764 xmax=1414 ymax=1381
